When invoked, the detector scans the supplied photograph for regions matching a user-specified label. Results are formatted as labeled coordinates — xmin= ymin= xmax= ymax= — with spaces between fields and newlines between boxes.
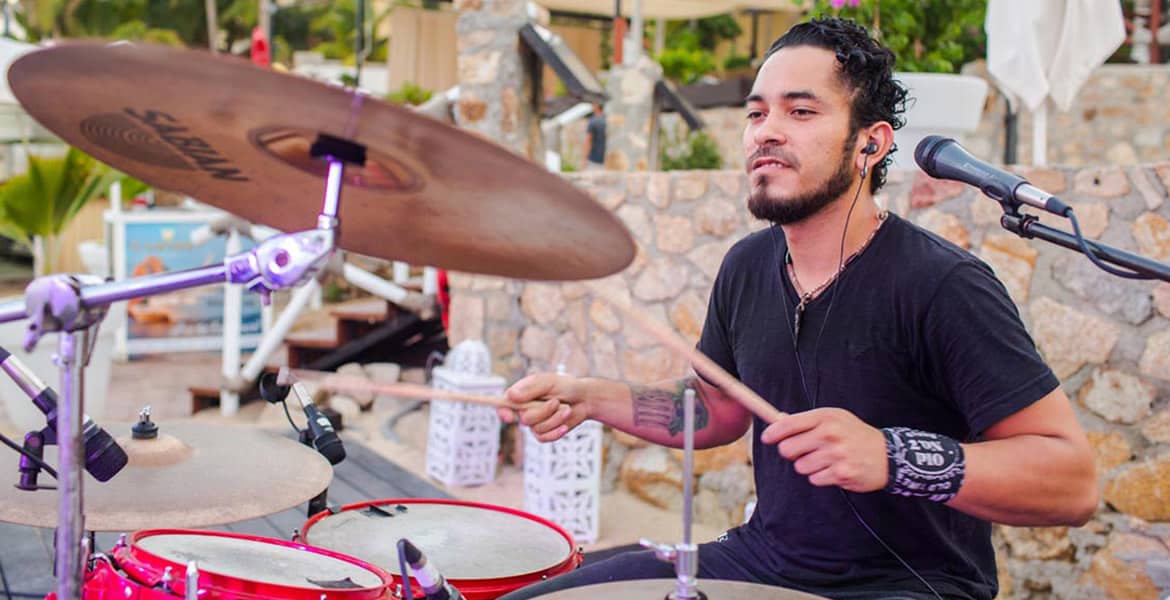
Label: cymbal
xmin=530 ymin=579 xmax=827 ymax=599
xmin=8 ymin=43 xmax=634 ymax=281
xmin=0 ymin=422 xmax=331 ymax=531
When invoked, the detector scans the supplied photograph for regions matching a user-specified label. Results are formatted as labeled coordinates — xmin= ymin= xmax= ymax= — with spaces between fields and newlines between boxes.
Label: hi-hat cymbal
xmin=9 ymin=42 xmax=634 ymax=281
xmin=0 ymin=422 xmax=331 ymax=531
xmin=531 ymin=579 xmax=828 ymax=599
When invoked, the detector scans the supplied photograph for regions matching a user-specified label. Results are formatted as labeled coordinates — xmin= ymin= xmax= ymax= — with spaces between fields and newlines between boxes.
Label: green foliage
xmin=655 ymin=13 xmax=742 ymax=84
xmin=560 ymin=161 xmax=578 ymax=173
xmin=723 ymin=53 xmax=752 ymax=71
xmin=386 ymin=81 xmax=433 ymax=106
xmin=805 ymin=0 xmax=987 ymax=73
xmin=657 ymin=46 xmax=716 ymax=85
xmin=0 ymin=147 xmax=146 ymax=273
xmin=660 ymin=130 xmax=722 ymax=171
xmin=109 ymin=20 xmax=186 ymax=47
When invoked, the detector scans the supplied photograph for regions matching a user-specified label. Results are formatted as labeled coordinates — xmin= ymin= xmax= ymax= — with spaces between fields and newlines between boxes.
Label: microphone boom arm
xmin=999 ymin=209 xmax=1170 ymax=282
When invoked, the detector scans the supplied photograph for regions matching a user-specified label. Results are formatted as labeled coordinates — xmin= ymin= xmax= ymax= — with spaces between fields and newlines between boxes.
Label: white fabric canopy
xmin=535 ymin=0 xmax=800 ymax=19
xmin=985 ymin=0 xmax=1125 ymax=164
xmin=0 ymin=37 xmax=36 ymax=105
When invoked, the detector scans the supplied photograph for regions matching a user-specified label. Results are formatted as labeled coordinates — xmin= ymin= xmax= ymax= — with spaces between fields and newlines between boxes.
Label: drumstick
xmin=602 ymin=297 xmax=786 ymax=424
xmin=291 ymin=369 xmax=514 ymax=409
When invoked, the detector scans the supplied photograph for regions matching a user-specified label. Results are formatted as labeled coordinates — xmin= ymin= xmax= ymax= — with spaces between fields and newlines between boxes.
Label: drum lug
xmin=185 ymin=562 xmax=200 ymax=600
xmin=292 ymin=528 xmax=302 ymax=543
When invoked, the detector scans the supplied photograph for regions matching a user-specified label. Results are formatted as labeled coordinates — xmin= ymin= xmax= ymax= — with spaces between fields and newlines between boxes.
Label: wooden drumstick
xmin=290 ymin=369 xmax=549 ymax=412
xmin=602 ymin=297 xmax=786 ymax=424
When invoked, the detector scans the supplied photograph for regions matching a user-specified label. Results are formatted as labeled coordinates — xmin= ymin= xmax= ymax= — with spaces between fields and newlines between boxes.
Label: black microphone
xmin=914 ymin=135 xmax=1072 ymax=218
xmin=278 ymin=369 xmax=345 ymax=465
xmin=0 ymin=346 xmax=128 ymax=482
xmin=399 ymin=539 xmax=464 ymax=600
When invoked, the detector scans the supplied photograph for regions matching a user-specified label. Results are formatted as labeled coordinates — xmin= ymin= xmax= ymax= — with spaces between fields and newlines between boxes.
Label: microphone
xmin=277 ymin=368 xmax=345 ymax=465
xmin=399 ymin=539 xmax=464 ymax=600
xmin=0 ymin=346 xmax=128 ymax=482
xmin=914 ymin=136 xmax=1072 ymax=218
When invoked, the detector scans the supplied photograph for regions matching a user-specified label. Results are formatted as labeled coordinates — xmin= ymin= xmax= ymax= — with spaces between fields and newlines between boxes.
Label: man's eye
xmin=746 ymin=111 xmax=764 ymax=120
xmin=792 ymin=109 xmax=815 ymax=117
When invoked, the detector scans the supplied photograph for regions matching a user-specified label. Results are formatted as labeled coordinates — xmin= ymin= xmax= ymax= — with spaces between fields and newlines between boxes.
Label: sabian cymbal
xmin=9 ymin=42 xmax=634 ymax=281
xmin=0 ymin=422 xmax=331 ymax=531
xmin=530 ymin=578 xmax=828 ymax=599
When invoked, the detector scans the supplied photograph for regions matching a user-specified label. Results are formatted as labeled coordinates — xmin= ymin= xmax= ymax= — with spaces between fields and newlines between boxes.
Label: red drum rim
xmin=114 ymin=528 xmax=394 ymax=600
xmin=302 ymin=499 xmax=584 ymax=598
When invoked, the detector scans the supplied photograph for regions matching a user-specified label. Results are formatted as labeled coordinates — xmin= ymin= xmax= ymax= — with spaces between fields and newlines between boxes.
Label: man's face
xmin=743 ymin=46 xmax=858 ymax=224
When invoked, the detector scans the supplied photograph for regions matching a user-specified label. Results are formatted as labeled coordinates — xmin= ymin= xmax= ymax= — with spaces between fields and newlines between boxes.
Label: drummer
xmin=498 ymin=17 xmax=1097 ymax=600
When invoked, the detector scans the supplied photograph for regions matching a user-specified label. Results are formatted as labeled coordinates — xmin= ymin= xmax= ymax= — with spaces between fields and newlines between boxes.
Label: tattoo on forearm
xmin=631 ymin=377 xmax=710 ymax=436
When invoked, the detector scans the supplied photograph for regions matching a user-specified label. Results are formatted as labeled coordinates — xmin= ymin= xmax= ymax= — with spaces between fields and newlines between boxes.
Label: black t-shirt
xmin=697 ymin=213 xmax=1059 ymax=599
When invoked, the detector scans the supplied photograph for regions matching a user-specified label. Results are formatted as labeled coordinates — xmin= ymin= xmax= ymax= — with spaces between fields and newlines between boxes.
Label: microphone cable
xmin=772 ymin=150 xmax=944 ymax=600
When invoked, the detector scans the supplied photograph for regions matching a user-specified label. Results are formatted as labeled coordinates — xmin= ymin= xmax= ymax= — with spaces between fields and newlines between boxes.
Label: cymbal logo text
xmin=121 ymin=109 xmax=248 ymax=182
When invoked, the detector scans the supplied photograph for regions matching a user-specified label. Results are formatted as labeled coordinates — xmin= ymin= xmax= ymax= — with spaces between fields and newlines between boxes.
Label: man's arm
xmin=946 ymin=387 xmax=1098 ymax=525
xmin=759 ymin=387 xmax=1098 ymax=527
xmin=501 ymin=373 xmax=752 ymax=449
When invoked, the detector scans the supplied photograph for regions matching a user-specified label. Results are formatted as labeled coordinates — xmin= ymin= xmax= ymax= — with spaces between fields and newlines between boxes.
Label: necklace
xmin=786 ymin=210 xmax=887 ymax=340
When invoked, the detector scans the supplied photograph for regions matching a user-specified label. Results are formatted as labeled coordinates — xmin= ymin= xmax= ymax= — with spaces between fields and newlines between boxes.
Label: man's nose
xmin=751 ymin=113 xmax=786 ymax=147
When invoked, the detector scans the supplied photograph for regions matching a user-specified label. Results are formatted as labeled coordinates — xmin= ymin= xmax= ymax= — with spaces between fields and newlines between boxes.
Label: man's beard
xmin=747 ymin=148 xmax=857 ymax=225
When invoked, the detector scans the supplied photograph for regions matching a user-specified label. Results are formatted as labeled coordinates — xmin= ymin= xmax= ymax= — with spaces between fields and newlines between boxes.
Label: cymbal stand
xmin=0 ymin=133 xmax=367 ymax=599
xmin=640 ymin=388 xmax=703 ymax=600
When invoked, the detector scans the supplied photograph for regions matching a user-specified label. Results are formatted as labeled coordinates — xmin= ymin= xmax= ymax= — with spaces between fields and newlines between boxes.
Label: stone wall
xmin=449 ymin=164 xmax=1170 ymax=598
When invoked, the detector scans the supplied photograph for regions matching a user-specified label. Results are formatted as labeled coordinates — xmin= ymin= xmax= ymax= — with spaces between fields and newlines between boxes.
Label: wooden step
xmin=285 ymin=326 xmax=339 ymax=349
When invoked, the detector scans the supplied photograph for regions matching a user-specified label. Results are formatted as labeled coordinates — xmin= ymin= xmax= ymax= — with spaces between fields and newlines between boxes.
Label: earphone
xmin=860 ymin=140 xmax=877 ymax=178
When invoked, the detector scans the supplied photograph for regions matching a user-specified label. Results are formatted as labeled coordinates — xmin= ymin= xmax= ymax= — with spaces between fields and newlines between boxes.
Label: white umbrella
xmin=534 ymin=0 xmax=799 ymax=19
xmin=985 ymin=0 xmax=1126 ymax=166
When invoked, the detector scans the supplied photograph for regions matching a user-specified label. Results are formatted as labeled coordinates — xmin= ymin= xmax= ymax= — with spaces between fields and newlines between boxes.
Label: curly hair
xmin=764 ymin=18 xmax=909 ymax=193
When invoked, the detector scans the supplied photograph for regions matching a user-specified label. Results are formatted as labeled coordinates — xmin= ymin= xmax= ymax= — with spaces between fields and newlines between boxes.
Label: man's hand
xmin=759 ymin=407 xmax=888 ymax=493
xmin=498 ymin=373 xmax=590 ymax=442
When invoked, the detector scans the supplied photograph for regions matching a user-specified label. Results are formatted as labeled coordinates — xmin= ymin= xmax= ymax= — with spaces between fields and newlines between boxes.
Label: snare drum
xmin=90 ymin=529 xmax=394 ymax=599
xmin=301 ymin=499 xmax=583 ymax=600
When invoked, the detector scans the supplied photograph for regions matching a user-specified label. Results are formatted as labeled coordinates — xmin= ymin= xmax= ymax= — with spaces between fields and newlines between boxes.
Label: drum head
xmin=305 ymin=500 xmax=574 ymax=579
xmin=530 ymin=579 xmax=828 ymax=599
xmin=136 ymin=532 xmax=386 ymax=590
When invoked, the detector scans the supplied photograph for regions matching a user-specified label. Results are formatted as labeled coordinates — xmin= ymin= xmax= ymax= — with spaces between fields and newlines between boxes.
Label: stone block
xmin=589 ymin=299 xmax=621 ymax=332
xmin=622 ymin=346 xmax=686 ymax=383
xmin=1152 ymin=283 xmax=1170 ymax=318
xmin=1131 ymin=167 xmax=1165 ymax=210
xmin=1133 ymin=212 xmax=1170 ymax=263
xmin=486 ymin=325 xmax=518 ymax=360
xmin=620 ymin=446 xmax=683 ymax=510
xmin=565 ymin=299 xmax=588 ymax=343
xmin=1086 ymin=430 xmax=1134 ymax=473
xmin=1140 ymin=327 xmax=1170 ymax=381
xmin=695 ymin=199 xmax=743 ymax=239
xmin=1073 ymin=166 xmax=1131 ymax=198
xmin=1103 ymin=456 xmax=1170 ymax=521
xmin=617 ymin=204 xmax=653 ymax=245
xmin=1010 ymin=166 xmax=1067 ymax=193
xmin=457 ymin=97 xmax=487 ymax=123
xmin=590 ymin=332 xmax=621 ymax=380
xmin=670 ymin=436 xmax=750 ymax=475
xmin=1084 ymin=533 xmax=1168 ymax=599
xmin=688 ymin=239 xmax=736 ymax=281
xmin=669 ymin=290 xmax=708 ymax=346
xmin=485 ymin=291 xmax=513 ymax=321
xmin=980 ymin=234 xmax=1037 ymax=303
xmin=655 ymin=214 xmax=695 ymax=254
xmin=915 ymin=209 xmax=970 ymax=249
xmin=457 ymin=51 xmax=502 ymax=85
xmin=1029 ymin=297 xmax=1120 ymax=379
xmin=1142 ymin=408 xmax=1170 ymax=444
xmin=519 ymin=325 xmax=556 ymax=362
xmin=646 ymin=172 xmax=670 ymax=208
xmin=448 ymin=294 xmax=485 ymax=345
xmin=1051 ymin=252 xmax=1152 ymax=325
xmin=552 ymin=331 xmax=590 ymax=376
xmin=520 ymin=283 xmax=566 ymax=325
xmin=711 ymin=171 xmax=744 ymax=199
xmin=1079 ymin=369 xmax=1155 ymax=424
xmin=1001 ymin=526 xmax=1074 ymax=560
xmin=632 ymin=259 xmax=690 ymax=302
xmin=624 ymin=304 xmax=670 ymax=350
xmin=673 ymin=171 xmax=709 ymax=201
xmin=909 ymin=171 xmax=965 ymax=209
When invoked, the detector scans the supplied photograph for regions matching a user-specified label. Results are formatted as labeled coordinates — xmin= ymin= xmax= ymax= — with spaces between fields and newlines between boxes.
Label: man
xmin=585 ymin=103 xmax=606 ymax=170
xmin=498 ymin=18 xmax=1097 ymax=600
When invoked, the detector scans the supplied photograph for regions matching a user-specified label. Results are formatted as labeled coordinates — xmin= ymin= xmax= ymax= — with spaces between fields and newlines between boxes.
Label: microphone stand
xmin=998 ymin=205 xmax=1170 ymax=282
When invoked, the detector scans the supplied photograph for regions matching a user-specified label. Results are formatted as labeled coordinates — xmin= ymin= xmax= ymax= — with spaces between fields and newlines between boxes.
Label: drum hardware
xmin=636 ymin=389 xmax=701 ymax=600
xmin=185 ymin=562 xmax=200 ymax=600
xmin=259 ymin=370 xmax=343 ymax=517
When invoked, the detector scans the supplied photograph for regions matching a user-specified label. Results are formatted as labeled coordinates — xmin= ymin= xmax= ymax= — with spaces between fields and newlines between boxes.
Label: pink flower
xmin=829 ymin=0 xmax=861 ymax=6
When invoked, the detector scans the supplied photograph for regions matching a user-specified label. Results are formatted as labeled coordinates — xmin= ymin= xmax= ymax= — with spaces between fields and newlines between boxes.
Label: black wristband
xmin=882 ymin=427 xmax=965 ymax=502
